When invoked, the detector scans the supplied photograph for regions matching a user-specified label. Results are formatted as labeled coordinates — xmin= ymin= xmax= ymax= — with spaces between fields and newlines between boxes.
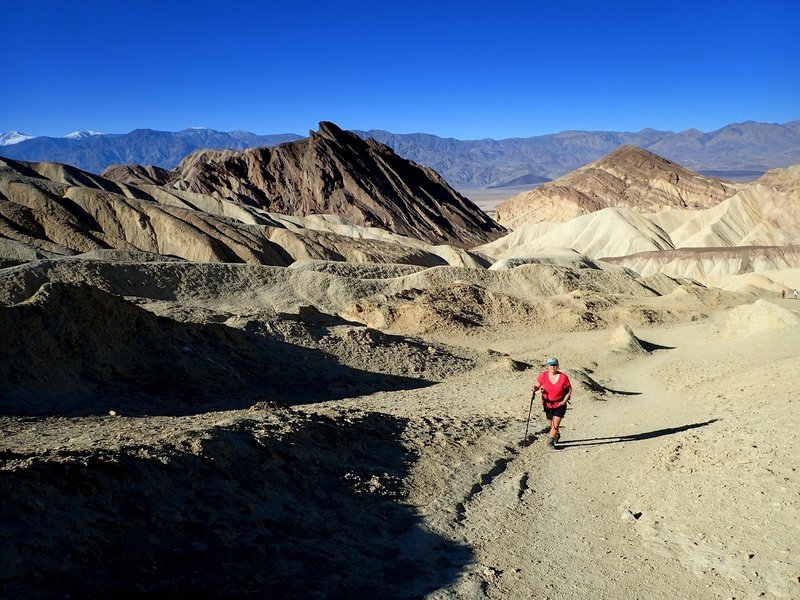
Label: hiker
xmin=531 ymin=357 xmax=572 ymax=448
xmin=782 ymin=289 xmax=786 ymax=299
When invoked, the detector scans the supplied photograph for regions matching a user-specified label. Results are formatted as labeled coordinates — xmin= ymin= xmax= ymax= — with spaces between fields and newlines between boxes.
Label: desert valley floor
xmin=2 ymin=271 xmax=798 ymax=599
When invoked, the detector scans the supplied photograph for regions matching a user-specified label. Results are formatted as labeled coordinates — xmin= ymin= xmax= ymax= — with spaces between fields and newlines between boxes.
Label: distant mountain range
xmin=0 ymin=128 xmax=303 ymax=178
xmin=2 ymin=120 xmax=798 ymax=189
xmin=358 ymin=121 xmax=800 ymax=187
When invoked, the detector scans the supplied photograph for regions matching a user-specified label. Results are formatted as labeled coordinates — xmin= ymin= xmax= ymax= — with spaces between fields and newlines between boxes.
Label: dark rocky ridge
xmin=106 ymin=122 xmax=506 ymax=248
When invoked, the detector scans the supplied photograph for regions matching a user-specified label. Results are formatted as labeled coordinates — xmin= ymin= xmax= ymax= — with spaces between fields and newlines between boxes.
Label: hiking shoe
xmin=548 ymin=436 xmax=556 ymax=448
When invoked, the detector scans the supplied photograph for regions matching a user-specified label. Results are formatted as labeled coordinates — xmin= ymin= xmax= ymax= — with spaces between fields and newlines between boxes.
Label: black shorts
xmin=544 ymin=404 xmax=567 ymax=419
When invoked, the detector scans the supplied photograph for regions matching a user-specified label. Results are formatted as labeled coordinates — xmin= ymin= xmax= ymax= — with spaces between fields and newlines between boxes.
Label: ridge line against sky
xmin=2 ymin=0 xmax=799 ymax=140
xmin=3 ymin=120 xmax=800 ymax=146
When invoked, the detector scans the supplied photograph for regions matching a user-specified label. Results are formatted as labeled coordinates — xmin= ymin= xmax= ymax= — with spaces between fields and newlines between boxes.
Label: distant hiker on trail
xmin=782 ymin=289 xmax=786 ymax=299
xmin=531 ymin=357 xmax=572 ymax=449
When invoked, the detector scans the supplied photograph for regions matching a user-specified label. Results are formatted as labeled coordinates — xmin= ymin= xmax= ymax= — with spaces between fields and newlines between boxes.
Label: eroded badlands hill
xmin=102 ymin=122 xmax=506 ymax=248
xmin=0 ymin=157 xmax=488 ymax=269
xmin=480 ymin=161 xmax=800 ymax=289
xmin=494 ymin=146 xmax=742 ymax=229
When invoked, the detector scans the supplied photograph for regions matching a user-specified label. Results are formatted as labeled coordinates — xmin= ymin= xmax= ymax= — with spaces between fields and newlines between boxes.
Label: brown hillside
xmin=102 ymin=164 xmax=173 ymax=186
xmin=113 ymin=122 xmax=506 ymax=248
xmin=0 ymin=157 xmax=486 ymax=268
xmin=495 ymin=145 xmax=742 ymax=229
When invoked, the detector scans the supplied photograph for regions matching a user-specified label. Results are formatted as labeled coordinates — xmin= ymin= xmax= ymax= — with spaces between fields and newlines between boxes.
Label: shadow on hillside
xmin=601 ymin=387 xmax=642 ymax=397
xmin=0 ymin=282 xmax=444 ymax=417
xmin=556 ymin=419 xmax=719 ymax=449
xmin=638 ymin=338 xmax=676 ymax=352
xmin=1 ymin=326 xmax=438 ymax=417
xmin=0 ymin=412 xmax=471 ymax=599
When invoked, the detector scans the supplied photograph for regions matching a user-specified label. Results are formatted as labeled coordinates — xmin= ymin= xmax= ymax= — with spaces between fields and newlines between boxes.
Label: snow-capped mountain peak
xmin=0 ymin=131 xmax=34 ymax=146
xmin=64 ymin=131 xmax=103 ymax=139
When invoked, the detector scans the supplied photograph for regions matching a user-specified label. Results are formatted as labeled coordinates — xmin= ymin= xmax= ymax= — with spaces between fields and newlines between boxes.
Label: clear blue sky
xmin=2 ymin=0 xmax=798 ymax=139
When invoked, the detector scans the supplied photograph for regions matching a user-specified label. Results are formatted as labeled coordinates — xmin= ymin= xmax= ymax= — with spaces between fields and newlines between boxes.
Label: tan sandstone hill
xmin=600 ymin=246 xmax=800 ymax=280
xmin=494 ymin=145 xmax=742 ymax=229
xmin=0 ymin=157 xmax=488 ymax=269
xmin=756 ymin=163 xmax=800 ymax=193
xmin=102 ymin=121 xmax=506 ymax=248
xmin=479 ymin=163 xmax=800 ymax=291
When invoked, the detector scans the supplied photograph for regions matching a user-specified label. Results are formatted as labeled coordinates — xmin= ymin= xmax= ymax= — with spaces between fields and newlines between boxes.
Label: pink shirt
xmin=536 ymin=371 xmax=571 ymax=408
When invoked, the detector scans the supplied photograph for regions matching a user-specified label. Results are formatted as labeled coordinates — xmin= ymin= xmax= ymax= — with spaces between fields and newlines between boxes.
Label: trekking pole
xmin=523 ymin=391 xmax=535 ymax=444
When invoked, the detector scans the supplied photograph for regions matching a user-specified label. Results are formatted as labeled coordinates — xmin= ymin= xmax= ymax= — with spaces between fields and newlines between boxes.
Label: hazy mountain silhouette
xmin=0 ymin=128 xmax=302 ymax=175
xmin=359 ymin=120 xmax=800 ymax=187
xmin=2 ymin=121 xmax=798 ymax=189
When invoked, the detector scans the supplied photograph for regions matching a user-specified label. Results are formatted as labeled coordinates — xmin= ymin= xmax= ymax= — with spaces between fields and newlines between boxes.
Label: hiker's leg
xmin=550 ymin=415 xmax=562 ymax=439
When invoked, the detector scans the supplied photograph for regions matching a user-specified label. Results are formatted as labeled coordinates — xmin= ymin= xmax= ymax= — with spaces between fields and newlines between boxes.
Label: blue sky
xmin=2 ymin=0 xmax=798 ymax=139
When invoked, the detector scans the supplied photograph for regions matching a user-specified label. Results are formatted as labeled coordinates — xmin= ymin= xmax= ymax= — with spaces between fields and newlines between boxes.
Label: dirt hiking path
xmin=408 ymin=319 xmax=800 ymax=599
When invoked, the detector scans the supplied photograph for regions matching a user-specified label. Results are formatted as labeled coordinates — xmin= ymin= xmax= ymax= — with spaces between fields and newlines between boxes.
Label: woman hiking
xmin=531 ymin=357 xmax=572 ymax=448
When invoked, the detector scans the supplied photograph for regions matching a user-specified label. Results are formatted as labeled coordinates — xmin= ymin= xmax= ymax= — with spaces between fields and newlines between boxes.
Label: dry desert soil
xmin=1 ymin=151 xmax=799 ymax=598
xmin=2 ymin=279 xmax=798 ymax=599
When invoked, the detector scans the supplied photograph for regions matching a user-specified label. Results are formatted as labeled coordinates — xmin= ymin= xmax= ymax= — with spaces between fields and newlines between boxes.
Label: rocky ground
xmin=2 ymin=276 xmax=798 ymax=598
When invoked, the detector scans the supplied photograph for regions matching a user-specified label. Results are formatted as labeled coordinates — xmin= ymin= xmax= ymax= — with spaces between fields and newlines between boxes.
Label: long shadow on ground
xmin=0 ymin=282 xmax=463 ymax=417
xmin=0 ymin=411 xmax=471 ymax=599
xmin=556 ymin=419 xmax=719 ymax=449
